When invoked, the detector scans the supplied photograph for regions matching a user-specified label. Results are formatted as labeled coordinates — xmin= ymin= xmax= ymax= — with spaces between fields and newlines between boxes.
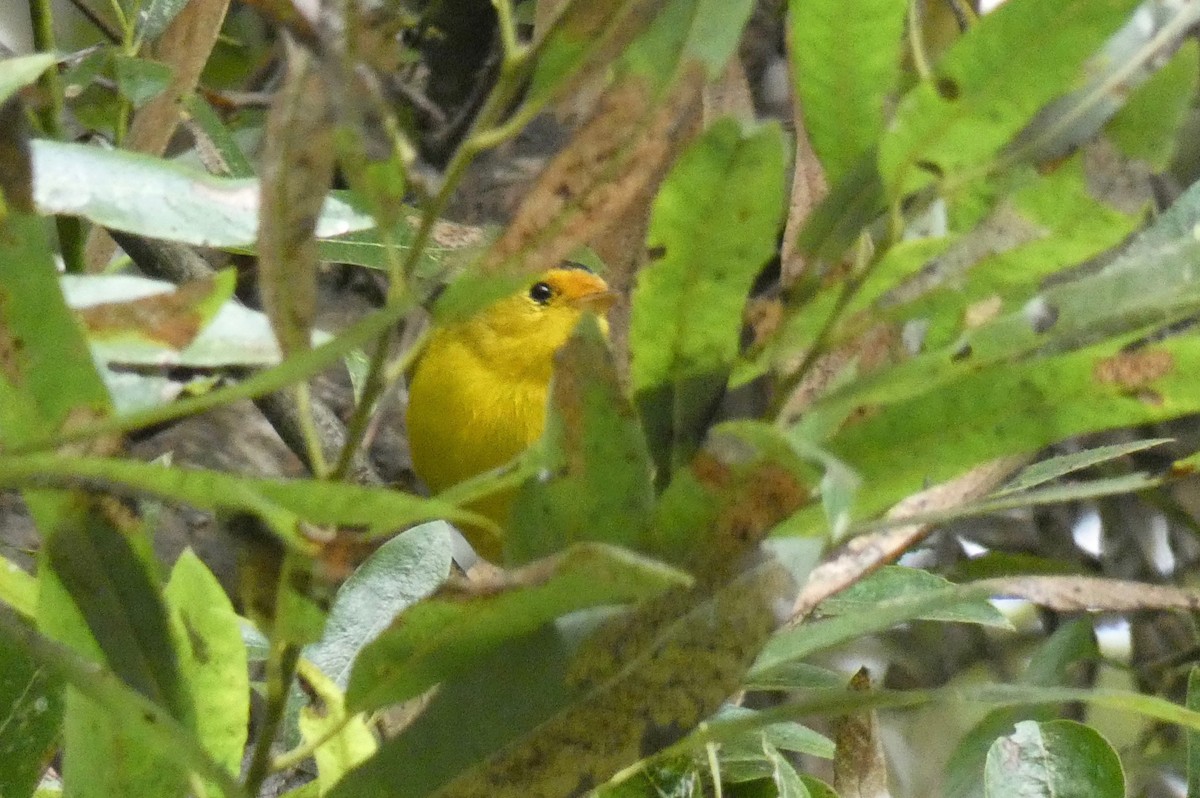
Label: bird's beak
xmin=573 ymin=289 xmax=619 ymax=314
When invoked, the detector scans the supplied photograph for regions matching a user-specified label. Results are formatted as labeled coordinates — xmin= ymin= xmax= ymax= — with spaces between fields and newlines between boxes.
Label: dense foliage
xmin=5 ymin=0 xmax=1200 ymax=796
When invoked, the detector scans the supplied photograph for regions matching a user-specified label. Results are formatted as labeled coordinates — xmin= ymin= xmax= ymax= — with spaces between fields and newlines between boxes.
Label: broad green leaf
xmin=993 ymin=439 xmax=1171 ymax=497
xmin=630 ymin=118 xmax=787 ymax=471
xmin=113 ymin=55 xmax=173 ymax=109
xmin=1106 ymin=40 xmax=1200 ymax=170
xmin=334 ymin=556 xmax=792 ymax=798
xmin=631 ymin=118 xmax=788 ymax=392
xmin=0 ymin=54 xmax=55 ymax=105
xmin=0 ymin=555 xmax=37 ymax=619
xmin=878 ymin=0 xmax=1140 ymax=195
xmin=945 ymin=620 xmax=1098 ymax=798
xmin=303 ymin=522 xmax=453 ymax=691
xmin=799 ymin=776 xmax=838 ymax=798
xmin=742 ymin=661 xmax=846 ymax=692
xmin=983 ymin=719 xmax=1124 ymax=798
xmin=45 ymin=510 xmax=188 ymax=720
xmin=714 ymin=707 xmax=835 ymax=781
xmin=817 ymin=566 xmax=1010 ymax=628
xmin=1009 ymin=5 xmax=1200 ymax=165
xmin=508 ymin=317 xmax=656 ymax=564
xmin=346 ymin=543 xmax=691 ymax=711
xmin=296 ymin=661 xmax=376 ymax=796
xmin=0 ymin=604 xmax=243 ymax=798
xmin=0 ymin=634 xmax=62 ymax=798
xmin=0 ymin=214 xmax=111 ymax=444
xmin=883 ymin=156 xmax=1137 ymax=352
xmin=813 ymin=335 xmax=1200 ymax=528
xmin=0 ymin=452 xmax=484 ymax=548
xmin=789 ymin=0 xmax=907 ymax=183
xmin=792 ymin=152 xmax=886 ymax=265
xmin=164 ymin=552 xmax=249 ymax=783
xmin=30 ymin=139 xmax=374 ymax=248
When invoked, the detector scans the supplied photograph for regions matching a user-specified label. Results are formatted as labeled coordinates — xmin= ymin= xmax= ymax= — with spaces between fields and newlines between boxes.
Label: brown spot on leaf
xmin=77 ymin=278 xmax=219 ymax=349
xmin=934 ymin=76 xmax=961 ymax=101
xmin=1093 ymin=348 xmax=1175 ymax=390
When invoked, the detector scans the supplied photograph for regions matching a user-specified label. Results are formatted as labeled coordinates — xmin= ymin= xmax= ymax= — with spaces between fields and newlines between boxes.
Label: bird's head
xmin=466 ymin=265 xmax=615 ymax=381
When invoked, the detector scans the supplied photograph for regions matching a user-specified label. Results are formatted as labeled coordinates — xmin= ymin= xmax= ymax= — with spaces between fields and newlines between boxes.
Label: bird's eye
xmin=529 ymin=281 xmax=554 ymax=304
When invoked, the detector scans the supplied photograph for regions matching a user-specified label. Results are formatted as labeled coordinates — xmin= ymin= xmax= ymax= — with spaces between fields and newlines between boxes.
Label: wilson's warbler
xmin=407 ymin=265 xmax=615 ymax=560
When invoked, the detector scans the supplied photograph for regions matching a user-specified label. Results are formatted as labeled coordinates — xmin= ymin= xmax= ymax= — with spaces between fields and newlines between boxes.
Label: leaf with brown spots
xmin=75 ymin=270 xmax=236 ymax=351
xmin=1093 ymin=347 xmax=1175 ymax=390
xmin=507 ymin=317 xmax=657 ymax=564
xmin=344 ymin=542 xmax=690 ymax=713
xmin=630 ymin=118 xmax=788 ymax=472
xmin=330 ymin=555 xmax=793 ymax=798
xmin=648 ymin=422 xmax=816 ymax=581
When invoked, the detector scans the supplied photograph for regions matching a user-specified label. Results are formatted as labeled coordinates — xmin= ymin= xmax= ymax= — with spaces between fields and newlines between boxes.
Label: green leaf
xmin=303 ymin=521 xmax=453 ymax=690
xmin=526 ymin=0 xmax=671 ymax=109
xmin=45 ymin=510 xmax=189 ymax=720
xmin=0 ymin=452 xmax=483 ymax=549
xmin=0 ymin=555 xmax=37 ymax=619
xmin=945 ymin=620 xmax=1098 ymax=798
xmin=632 ymin=118 xmax=788 ymax=392
xmin=983 ymin=719 xmax=1124 ymax=798
xmin=0 ymin=633 xmax=62 ymax=798
xmin=714 ymin=707 xmax=835 ymax=775
xmin=763 ymin=741 xmax=810 ymax=798
xmin=164 ymin=551 xmax=249 ymax=784
xmin=789 ymin=0 xmax=907 ymax=183
xmin=812 ymin=335 xmax=1200 ymax=528
xmin=792 ymin=152 xmax=885 ymax=266
xmin=0 ymin=53 xmax=56 ymax=104
xmin=30 ymin=139 xmax=374 ymax=248
xmin=993 ymin=439 xmax=1171 ymax=497
xmin=0 ymin=213 xmax=111 ymax=445
xmin=614 ymin=0 xmax=756 ymax=89
xmin=335 ymin=557 xmax=792 ymax=798
xmin=0 ymin=604 xmax=244 ymax=798
xmin=1106 ymin=40 xmax=1200 ymax=170
xmin=508 ymin=317 xmax=657 ymax=563
xmin=647 ymin=423 xmax=819 ymax=577
xmin=630 ymin=118 xmax=787 ymax=471
xmin=346 ymin=543 xmax=692 ymax=712
xmin=113 ymin=55 xmax=173 ymax=109
xmin=295 ymin=661 xmax=377 ymax=795
xmin=878 ymin=0 xmax=1141 ymax=195
xmin=752 ymin=581 xmax=993 ymax=676
xmin=817 ymin=566 xmax=1010 ymax=628
xmin=181 ymin=94 xmax=256 ymax=178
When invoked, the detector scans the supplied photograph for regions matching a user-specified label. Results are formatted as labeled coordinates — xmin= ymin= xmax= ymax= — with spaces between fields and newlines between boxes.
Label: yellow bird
xmin=406 ymin=266 xmax=615 ymax=561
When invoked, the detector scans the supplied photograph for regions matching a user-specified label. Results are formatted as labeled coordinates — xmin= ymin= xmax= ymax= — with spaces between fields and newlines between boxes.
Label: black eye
xmin=529 ymin=281 xmax=554 ymax=304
